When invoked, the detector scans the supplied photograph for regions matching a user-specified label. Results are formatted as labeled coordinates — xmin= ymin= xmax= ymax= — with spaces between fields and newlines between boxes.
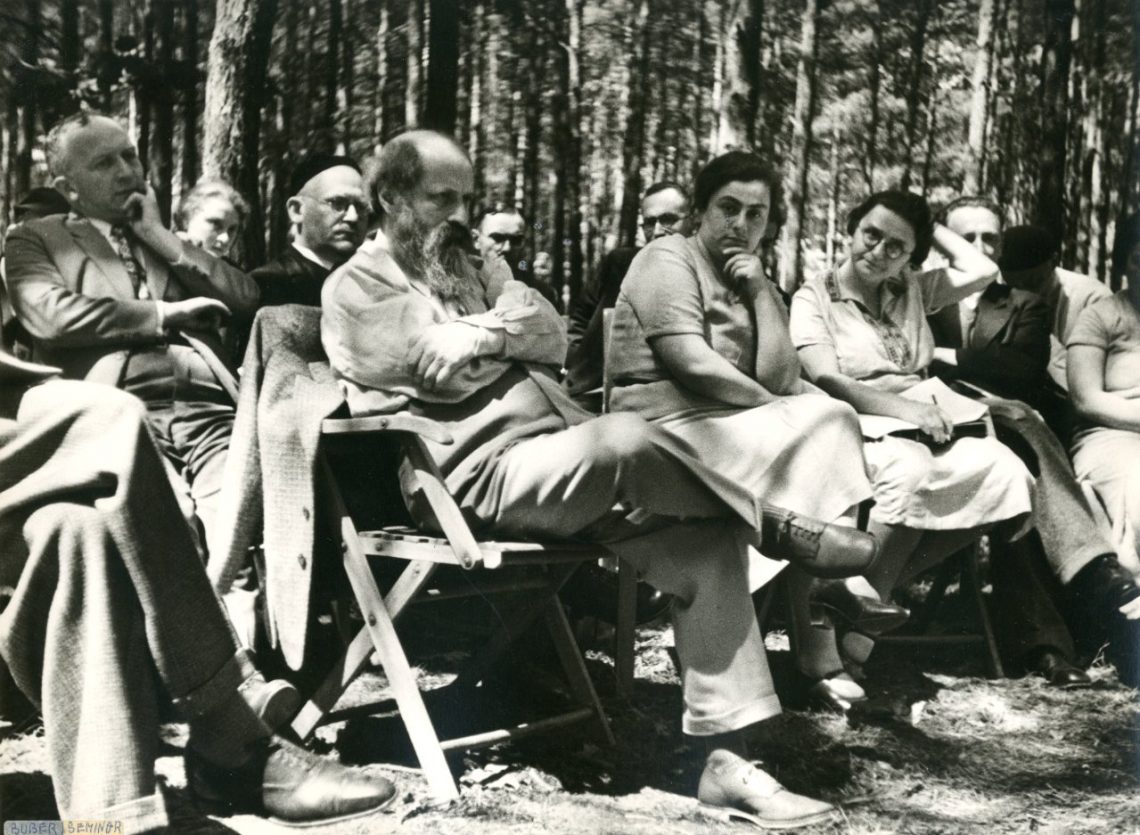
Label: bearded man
xmin=319 ymin=130 xmax=878 ymax=829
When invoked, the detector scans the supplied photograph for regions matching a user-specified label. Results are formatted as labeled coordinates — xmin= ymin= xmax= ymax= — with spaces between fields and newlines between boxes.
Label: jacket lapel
xmin=972 ymin=287 xmax=1015 ymax=348
xmin=66 ymin=218 xmax=137 ymax=300
xmin=138 ymin=243 xmax=169 ymax=301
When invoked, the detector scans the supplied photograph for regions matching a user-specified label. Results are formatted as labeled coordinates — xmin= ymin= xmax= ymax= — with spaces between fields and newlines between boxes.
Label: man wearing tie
xmin=4 ymin=111 xmax=259 ymax=566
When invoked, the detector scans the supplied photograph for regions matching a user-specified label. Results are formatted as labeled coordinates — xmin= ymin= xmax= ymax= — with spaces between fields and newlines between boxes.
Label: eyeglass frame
xmin=858 ymin=224 xmax=912 ymax=260
xmin=300 ymin=194 xmax=371 ymax=217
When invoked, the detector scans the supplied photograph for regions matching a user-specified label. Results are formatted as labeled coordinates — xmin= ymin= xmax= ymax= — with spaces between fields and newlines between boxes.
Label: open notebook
xmin=858 ymin=377 xmax=989 ymax=442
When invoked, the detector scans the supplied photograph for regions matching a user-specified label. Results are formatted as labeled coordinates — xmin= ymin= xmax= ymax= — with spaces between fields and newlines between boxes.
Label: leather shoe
xmin=809 ymin=579 xmax=909 ymax=636
xmin=1067 ymin=555 xmax=1140 ymax=686
xmin=186 ymin=735 xmax=397 ymax=825
xmin=1032 ymin=649 xmax=1091 ymax=689
xmin=698 ymin=749 xmax=837 ymax=829
xmin=759 ymin=503 xmax=877 ymax=579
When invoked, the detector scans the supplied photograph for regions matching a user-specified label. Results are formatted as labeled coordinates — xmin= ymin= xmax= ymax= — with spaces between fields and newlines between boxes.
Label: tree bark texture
xmin=1036 ymin=0 xmax=1075 ymax=242
xmin=963 ymin=0 xmax=997 ymax=194
xmin=777 ymin=0 xmax=820 ymax=294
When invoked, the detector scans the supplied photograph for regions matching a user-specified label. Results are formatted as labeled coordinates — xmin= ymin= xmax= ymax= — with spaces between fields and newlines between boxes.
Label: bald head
xmin=46 ymin=112 xmax=146 ymax=224
xmin=372 ymin=130 xmax=472 ymax=219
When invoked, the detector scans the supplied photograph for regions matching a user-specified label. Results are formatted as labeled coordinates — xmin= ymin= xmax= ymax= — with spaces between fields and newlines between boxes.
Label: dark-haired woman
xmin=607 ymin=152 xmax=890 ymax=712
xmin=789 ymin=191 xmax=1034 ymax=673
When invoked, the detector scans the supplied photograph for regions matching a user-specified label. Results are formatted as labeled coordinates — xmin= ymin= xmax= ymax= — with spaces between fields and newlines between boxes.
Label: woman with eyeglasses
xmin=607 ymin=153 xmax=910 ymax=712
xmin=789 ymin=190 xmax=1034 ymax=689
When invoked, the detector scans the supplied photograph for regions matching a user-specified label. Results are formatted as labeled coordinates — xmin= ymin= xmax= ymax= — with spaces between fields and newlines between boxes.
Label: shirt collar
xmin=72 ymin=213 xmax=116 ymax=246
xmin=292 ymin=241 xmax=336 ymax=270
xmin=826 ymin=265 xmax=907 ymax=310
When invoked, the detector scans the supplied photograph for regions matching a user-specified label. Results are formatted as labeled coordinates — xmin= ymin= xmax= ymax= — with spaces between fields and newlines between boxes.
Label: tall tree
xmin=1036 ymin=0 xmax=1075 ymax=241
xmin=405 ymin=0 xmax=423 ymax=128
xmin=717 ymin=0 xmax=764 ymax=152
xmin=151 ymin=0 xmax=176 ymax=223
xmin=863 ymin=0 xmax=882 ymax=191
xmin=203 ymin=0 xmax=279 ymax=264
xmin=777 ymin=0 xmax=821 ymax=294
xmin=899 ymin=0 xmax=932 ymax=191
xmin=963 ymin=0 xmax=997 ymax=194
xmin=617 ymin=0 xmax=653 ymax=247
xmin=181 ymin=0 xmax=201 ymax=191
xmin=424 ymin=0 xmax=459 ymax=131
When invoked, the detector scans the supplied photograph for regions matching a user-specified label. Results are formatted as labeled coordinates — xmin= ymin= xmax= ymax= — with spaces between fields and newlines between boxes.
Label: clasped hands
xmin=408 ymin=322 xmax=503 ymax=392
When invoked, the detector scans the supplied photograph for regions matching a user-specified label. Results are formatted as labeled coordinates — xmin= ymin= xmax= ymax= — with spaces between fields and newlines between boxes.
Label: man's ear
xmin=53 ymin=176 xmax=78 ymax=205
xmin=286 ymin=196 xmax=304 ymax=225
xmin=375 ymin=189 xmax=396 ymax=218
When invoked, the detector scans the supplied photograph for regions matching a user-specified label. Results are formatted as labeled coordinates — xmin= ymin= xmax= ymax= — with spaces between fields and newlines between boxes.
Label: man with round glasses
xmin=252 ymin=154 xmax=369 ymax=308
xmin=475 ymin=206 xmax=559 ymax=308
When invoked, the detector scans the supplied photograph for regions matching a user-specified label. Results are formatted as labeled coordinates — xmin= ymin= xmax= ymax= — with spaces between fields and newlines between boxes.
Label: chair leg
xmin=614 ymin=559 xmax=638 ymax=698
xmin=964 ymin=545 xmax=1005 ymax=679
xmin=292 ymin=559 xmax=440 ymax=741
xmin=543 ymin=596 xmax=616 ymax=746
xmin=339 ymin=517 xmax=459 ymax=801
xmin=453 ymin=563 xmax=580 ymax=689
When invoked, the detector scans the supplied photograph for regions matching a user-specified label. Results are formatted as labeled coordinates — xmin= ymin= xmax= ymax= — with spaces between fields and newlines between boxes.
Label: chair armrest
xmin=322 ymin=414 xmax=455 ymax=445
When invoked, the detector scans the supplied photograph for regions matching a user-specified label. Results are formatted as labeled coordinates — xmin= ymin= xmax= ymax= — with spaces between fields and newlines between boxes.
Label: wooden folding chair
xmin=290 ymin=413 xmax=614 ymax=801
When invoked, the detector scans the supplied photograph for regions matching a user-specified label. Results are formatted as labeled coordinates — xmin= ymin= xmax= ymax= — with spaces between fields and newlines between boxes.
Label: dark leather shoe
xmin=1068 ymin=555 xmax=1140 ymax=615
xmin=760 ymin=503 xmax=877 ymax=578
xmin=809 ymin=580 xmax=909 ymax=635
xmin=1032 ymin=650 xmax=1091 ymax=689
xmin=187 ymin=736 xmax=397 ymax=825
xmin=1067 ymin=555 xmax=1140 ymax=686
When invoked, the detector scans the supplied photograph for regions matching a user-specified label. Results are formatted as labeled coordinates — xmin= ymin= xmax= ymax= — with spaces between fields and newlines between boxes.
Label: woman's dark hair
xmin=693 ymin=151 xmax=783 ymax=215
xmin=1111 ymin=211 xmax=1140 ymax=284
xmin=846 ymin=190 xmax=934 ymax=267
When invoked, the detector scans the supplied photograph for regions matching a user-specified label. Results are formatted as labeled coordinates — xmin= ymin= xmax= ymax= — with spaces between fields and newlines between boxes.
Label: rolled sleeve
xmin=1066 ymin=303 xmax=1111 ymax=350
xmin=623 ymin=238 xmax=707 ymax=339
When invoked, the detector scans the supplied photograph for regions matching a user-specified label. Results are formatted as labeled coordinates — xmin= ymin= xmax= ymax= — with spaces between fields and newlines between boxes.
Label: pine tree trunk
xmin=777 ymin=0 xmax=820 ymax=294
xmin=863 ymin=1 xmax=882 ymax=191
xmin=324 ymin=0 xmax=342 ymax=147
xmin=1036 ymin=0 xmax=1075 ymax=241
xmin=617 ymin=0 xmax=652 ymax=247
xmin=1083 ymin=0 xmax=1107 ymax=281
xmin=373 ymin=0 xmax=389 ymax=149
xmin=405 ymin=0 xmax=423 ymax=129
xmin=60 ymin=0 xmax=80 ymax=72
xmin=151 ymin=0 xmax=176 ymax=224
xmin=203 ymin=0 xmax=279 ymax=265
xmin=899 ymin=0 xmax=932 ymax=191
xmin=1066 ymin=0 xmax=1086 ymax=266
xmin=424 ymin=0 xmax=460 ymax=131
xmin=181 ymin=0 xmax=201 ymax=191
xmin=98 ymin=0 xmax=115 ymax=109
xmin=964 ymin=0 xmax=997 ymax=194
xmin=468 ymin=0 xmax=485 ymax=200
xmin=826 ymin=125 xmax=841 ymax=269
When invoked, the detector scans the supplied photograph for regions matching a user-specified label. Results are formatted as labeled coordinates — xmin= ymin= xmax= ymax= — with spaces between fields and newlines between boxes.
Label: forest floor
xmin=2 ymin=589 xmax=1139 ymax=835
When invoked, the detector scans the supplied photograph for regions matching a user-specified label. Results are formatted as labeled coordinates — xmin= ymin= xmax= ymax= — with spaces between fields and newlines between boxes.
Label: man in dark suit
xmin=5 ymin=112 xmax=257 ymax=573
xmin=251 ymin=154 xmax=369 ymax=308
xmin=933 ymin=196 xmax=1140 ymax=688
xmin=564 ymin=181 xmax=689 ymax=411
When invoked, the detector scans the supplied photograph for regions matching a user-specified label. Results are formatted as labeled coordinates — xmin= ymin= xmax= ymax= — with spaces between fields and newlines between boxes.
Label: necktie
xmin=109 ymin=225 xmax=150 ymax=300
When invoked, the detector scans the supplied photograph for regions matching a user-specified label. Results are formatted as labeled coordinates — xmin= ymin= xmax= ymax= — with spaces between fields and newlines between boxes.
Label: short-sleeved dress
xmin=789 ymin=268 xmax=1033 ymax=530
xmin=607 ymin=235 xmax=873 ymax=543
xmin=1067 ymin=292 xmax=1140 ymax=556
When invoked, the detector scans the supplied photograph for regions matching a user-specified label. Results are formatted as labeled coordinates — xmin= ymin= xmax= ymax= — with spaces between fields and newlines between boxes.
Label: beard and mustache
xmin=388 ymin=206 xmax=482 ymax=314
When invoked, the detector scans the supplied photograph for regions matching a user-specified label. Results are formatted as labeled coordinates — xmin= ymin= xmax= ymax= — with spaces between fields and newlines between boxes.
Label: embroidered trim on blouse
xmin=824 ymin=270 xmax=913 ymax=369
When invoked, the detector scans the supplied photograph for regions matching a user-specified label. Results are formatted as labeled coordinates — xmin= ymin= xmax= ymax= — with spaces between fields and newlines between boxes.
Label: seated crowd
xmin=1 ymin=110 xmax=1139 ymax=833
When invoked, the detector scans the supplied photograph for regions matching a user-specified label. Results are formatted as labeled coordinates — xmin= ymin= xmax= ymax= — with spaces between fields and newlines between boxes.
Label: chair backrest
xmin=601 ymin=307 xmax=615 ymax=412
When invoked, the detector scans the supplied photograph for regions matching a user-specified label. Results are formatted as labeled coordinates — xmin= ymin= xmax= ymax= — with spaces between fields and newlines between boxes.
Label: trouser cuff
xmin=69 ymin=785 xmax=169 ymax=835
xmin=682 ymin=693 xmax=782 ymax=736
